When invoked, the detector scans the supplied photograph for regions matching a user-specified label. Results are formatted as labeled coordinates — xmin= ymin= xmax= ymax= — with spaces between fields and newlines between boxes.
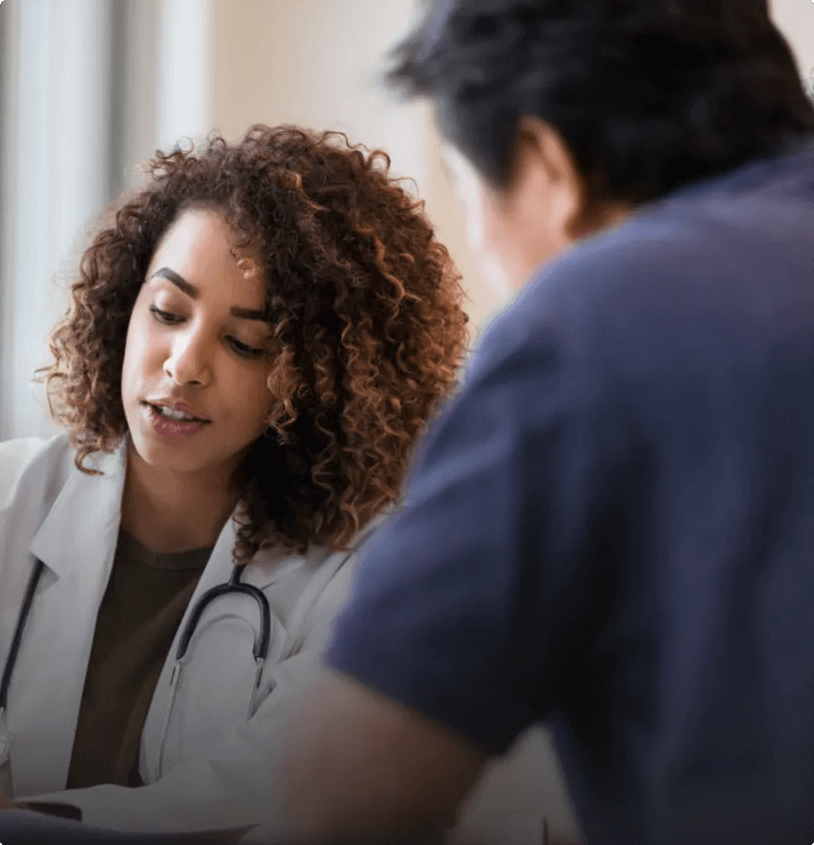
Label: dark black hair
xmin=387 ymin=0 xmax=814 ymax=204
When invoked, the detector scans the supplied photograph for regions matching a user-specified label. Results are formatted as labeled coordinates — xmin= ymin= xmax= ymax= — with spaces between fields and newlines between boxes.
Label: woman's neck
xmin=121 ymin=443 xmax=239 ymax=554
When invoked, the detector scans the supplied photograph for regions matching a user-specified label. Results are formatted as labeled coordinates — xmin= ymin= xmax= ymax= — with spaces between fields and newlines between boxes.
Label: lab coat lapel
xmin=8 ymin=444 xmax=125 ymax=796
xmin=153 ymin=516 xmax=309 ymax=629
xmin=140 ymin=518 xmax=236 ymax=782
xmin=140 ymin=517 xmax=307 ymax=781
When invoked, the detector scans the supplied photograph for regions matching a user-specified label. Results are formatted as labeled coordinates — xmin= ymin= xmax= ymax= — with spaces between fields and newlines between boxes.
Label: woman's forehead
xmin=147 ymin=209 xmax=266 ymax=301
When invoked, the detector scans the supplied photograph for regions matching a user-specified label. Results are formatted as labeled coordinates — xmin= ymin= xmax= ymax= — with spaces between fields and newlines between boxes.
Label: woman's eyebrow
xmin=151 ymin=266 xmax=198 ymax=299
xmin=150 ymin=266 xmax=267 ymax=322
xmin=230 ymin=306 xmax=267 ymax=322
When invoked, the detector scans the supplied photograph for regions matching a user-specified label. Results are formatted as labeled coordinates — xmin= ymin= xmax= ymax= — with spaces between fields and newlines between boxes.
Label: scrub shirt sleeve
xmin=324 ymin=308 xmax=634 ymax=754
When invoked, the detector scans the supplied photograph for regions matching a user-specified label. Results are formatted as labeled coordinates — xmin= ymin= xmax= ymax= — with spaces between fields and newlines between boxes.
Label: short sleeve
xmin=325 ymin=287 xmax=635 ymax=754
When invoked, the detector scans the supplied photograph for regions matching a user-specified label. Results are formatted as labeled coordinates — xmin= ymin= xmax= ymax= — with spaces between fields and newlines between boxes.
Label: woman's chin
xmin=127 ymin=429 xmax=200 ymax=473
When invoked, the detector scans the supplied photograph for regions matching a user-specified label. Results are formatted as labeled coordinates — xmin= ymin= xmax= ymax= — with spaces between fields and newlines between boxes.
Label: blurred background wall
xmin=0 ymin=2 xmax=812 ymax=842
xmin=0 ymin=0 xmax=488 ymax=444
xmin=1 ymin=0 xmax=812 ymax=443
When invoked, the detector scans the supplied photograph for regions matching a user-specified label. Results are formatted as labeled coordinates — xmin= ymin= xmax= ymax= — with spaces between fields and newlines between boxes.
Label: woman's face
xmin=121 ymin=207 xmax=274 ymax=479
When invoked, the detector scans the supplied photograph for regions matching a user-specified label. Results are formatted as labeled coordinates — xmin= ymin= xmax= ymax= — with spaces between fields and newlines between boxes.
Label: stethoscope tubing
xmin=174 ymin=564 xmax=271 ymax=662
xmin=0 ymin=556 xmax=272 ymax=777
xmin=0 ymin=558 xmax=45 ymax=712
xmin=154 ymin=564 xmax=271 ymax=779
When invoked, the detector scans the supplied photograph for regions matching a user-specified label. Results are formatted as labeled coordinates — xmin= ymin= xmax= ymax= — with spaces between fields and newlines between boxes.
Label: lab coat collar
xmin=137 ymin=515 xmax=324 ymax=783
xmin=29 ymin=434 xmax=314 ymax=589
xmin=12 ymin=440 xmax=126 ymax=796
xmin=244 ymin=541 xmax=330 ymax=588
xmin=29 ymin=440 xmax=126 ymax=579
xmin=11 ymin=438 xmax=318 ymax=795
xmin=193 ymin=518 xmax=321 ymax=595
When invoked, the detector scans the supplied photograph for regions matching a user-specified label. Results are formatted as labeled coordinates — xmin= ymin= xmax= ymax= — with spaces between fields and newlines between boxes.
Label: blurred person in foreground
xmin=280 ymin=2 xmax=814 ymax=844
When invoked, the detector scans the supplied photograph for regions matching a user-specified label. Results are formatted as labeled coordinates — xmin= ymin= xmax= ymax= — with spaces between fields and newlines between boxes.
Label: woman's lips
xmin=146 ymin=399 xmax=210 ymax=422
xmin=144 ymin=403 xmax=210 ymax=438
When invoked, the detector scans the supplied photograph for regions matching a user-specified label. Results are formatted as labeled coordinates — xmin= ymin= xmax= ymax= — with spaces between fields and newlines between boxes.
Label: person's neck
xmin=121 ymin=443 xmax=239 ymax=554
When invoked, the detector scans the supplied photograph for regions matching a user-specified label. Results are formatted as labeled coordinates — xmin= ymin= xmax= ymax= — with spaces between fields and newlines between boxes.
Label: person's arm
xmin=283 ymin=668 xmax=488 ymax=842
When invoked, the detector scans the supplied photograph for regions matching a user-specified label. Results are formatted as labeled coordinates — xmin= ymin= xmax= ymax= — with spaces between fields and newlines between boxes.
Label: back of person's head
xmin=389 ymin=0 xmax=814 ymax=204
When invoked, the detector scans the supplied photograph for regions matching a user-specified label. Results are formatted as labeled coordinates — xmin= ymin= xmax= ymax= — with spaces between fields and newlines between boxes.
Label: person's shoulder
xmin=494 ymin=156 xmax=811 ymax=361
xmin=251 ymin=508 xmax=398 ymax=580
xmin=526 ymin=141 xmax=814 ymax=312
xmin=0 ymin=432 xmax=75 ymax=511
xmin=302 ymin=514 xmax=402 ymax=641
xmin=565 ymin=142 xmax=814 ymax=304
xmin=0 ymin=432 xmax=73 ymax=480
xmin=464 ymin=221 xmax=682 ymax=387
xmin=248 ymin=512 xmax=400 ymax=653
xmin=461 ymin=182 xmax=800 ymax=424
xmin=316 ymin=508 xmax=401 ymax=572
xmin=473 ymin=215 xmax=700 ymax=356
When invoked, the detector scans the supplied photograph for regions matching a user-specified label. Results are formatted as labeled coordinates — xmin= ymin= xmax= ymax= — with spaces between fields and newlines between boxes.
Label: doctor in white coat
xmin=0 ymin=125 xmax=468 ymax=835
xmin=0 ymin=434 xmax=382 ymax=834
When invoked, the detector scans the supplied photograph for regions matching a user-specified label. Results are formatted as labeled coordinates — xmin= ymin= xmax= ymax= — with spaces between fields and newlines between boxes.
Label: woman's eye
xmin=229 ymin=338 xmax=265 ymax=358
xmin=149 ymin=305 xmax=183 ymax=324
xmin=148 ymin=305 xmax=264 ymax=357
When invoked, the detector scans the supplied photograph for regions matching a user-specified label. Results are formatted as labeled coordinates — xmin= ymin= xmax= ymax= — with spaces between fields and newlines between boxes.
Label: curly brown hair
xmin=40 ymin=124 xmax=469 ymax=563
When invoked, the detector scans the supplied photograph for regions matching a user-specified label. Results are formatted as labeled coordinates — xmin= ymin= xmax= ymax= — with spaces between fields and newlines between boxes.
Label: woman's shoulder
xmin=0 ymin=432 xmax=75 ymax=508
xmin=316 ymin=506 xmax=403 ymax=564
xmin=0 ymin=430 xmax=73 ymax=471
xmin=249 ymin=507 xmax=400 ymax=583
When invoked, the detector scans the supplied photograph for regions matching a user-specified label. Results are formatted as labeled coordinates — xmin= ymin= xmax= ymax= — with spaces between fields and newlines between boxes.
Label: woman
xmin=0 ymin=125 xmax=468 ymax=833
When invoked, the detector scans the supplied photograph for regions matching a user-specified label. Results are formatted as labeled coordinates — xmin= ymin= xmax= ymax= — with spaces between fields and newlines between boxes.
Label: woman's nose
xmin=164 ymin=330 xmax=212 ymax=387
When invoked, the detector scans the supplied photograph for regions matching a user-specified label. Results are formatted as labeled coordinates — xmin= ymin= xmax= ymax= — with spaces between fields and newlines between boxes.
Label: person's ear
xmin=512 ymin=116 xmax=586 ymax=239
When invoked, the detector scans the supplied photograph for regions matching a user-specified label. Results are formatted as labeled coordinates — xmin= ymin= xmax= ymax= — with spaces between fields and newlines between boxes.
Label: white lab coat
xmin=0 ymin=433 xmax=382 ymax=833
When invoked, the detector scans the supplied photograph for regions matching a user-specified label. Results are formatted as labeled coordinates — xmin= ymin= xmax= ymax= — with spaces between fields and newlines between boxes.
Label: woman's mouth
xmin=144 ymin=403 xmax=210 ymax=438
xmin=149 ymin=403 xmax=206 ymax=423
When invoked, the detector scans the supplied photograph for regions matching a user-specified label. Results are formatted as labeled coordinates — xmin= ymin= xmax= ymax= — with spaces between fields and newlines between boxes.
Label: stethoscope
xmin=0 ymin=556 xmax=272 ymax=774
xmin=0 ymin=558 xmax=44 ymax=768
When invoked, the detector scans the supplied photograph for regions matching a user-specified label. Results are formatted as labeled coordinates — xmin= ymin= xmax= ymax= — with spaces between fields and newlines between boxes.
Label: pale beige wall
xmin=771 ymin=0 xmax=814 ymax=86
